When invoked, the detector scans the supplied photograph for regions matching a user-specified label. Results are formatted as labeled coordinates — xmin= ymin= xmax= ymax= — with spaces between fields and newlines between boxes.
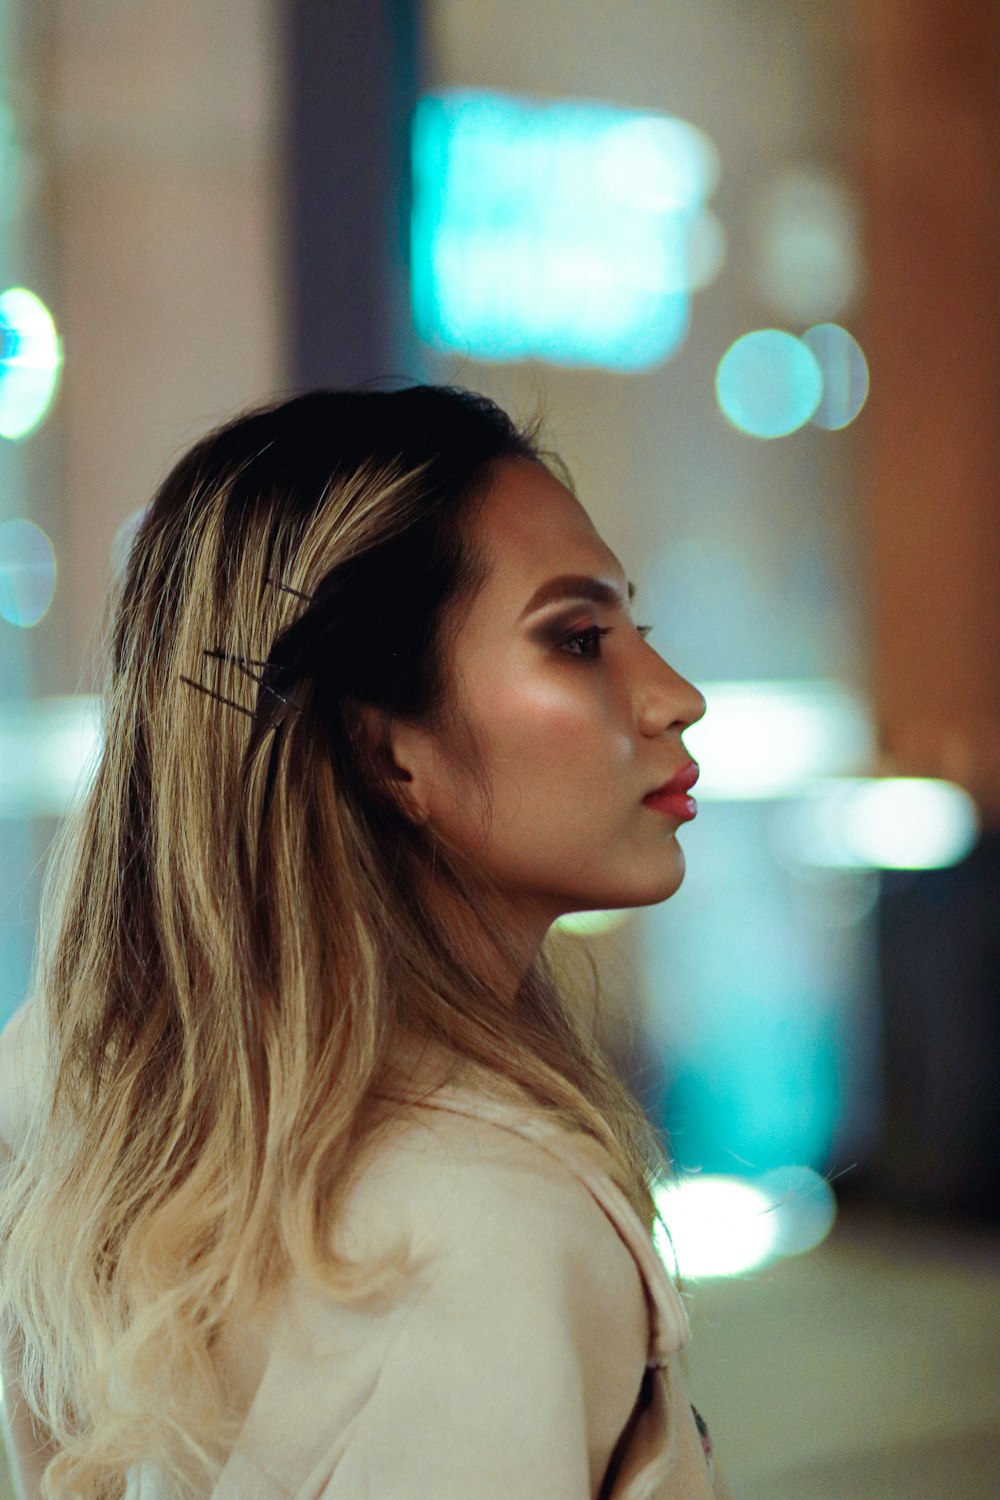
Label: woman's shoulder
xmin=342 ymin=1082 xmax=604 ymax=1224
xmin=336 ymin=1074 xmax=640 ymax=1285
xmin=339 ymin=1078 xmax=650 ymax=1354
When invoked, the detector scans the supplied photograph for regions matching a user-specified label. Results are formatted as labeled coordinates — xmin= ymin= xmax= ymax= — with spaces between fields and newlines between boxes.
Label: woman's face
xmin=389 ymin=456 xmax=706 ymax=941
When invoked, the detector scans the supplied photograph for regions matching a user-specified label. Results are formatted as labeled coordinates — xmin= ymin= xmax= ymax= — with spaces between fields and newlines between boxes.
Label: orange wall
xmin=853 ymin=0 xmax=1000 ymax=818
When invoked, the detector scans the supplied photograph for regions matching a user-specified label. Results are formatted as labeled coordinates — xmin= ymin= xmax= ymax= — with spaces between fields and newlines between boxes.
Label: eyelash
xmin=561 ymin=623 xmax=654 ymax=659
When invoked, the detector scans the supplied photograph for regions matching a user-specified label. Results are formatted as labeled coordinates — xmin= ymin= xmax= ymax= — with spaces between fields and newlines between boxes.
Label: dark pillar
xmin=873 ymin=840 xmax=1000 ymax=1221
xmin=282 ymin=0 xmax=421 ymax=389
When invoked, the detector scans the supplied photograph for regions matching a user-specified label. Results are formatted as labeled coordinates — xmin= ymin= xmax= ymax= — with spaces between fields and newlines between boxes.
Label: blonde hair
xmin=0 ymin=387 xmax=672 ymax=1499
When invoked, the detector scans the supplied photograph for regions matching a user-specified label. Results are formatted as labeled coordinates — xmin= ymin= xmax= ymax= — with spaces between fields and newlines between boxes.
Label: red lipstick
xmin=642 ymin=760 xmax=699 ymax=821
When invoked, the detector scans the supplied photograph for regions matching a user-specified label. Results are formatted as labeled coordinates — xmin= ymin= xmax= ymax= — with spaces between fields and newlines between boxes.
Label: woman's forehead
xmin=473 ymin=457 xmax=617 ymax=594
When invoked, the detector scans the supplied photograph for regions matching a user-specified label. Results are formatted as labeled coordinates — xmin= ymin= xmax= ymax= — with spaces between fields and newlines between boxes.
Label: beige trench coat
xmin=0 ymin=1000 xmax=734 ymax=1498
xmin=134 ymin=1085 xmax=735 ymax=1499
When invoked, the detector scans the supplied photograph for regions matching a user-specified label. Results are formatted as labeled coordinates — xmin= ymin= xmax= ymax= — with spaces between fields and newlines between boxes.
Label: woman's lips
xmin=642 ymin=789 xmax=698 ymax=821
xmin=642 ymin=760 xmax=699 ymax=820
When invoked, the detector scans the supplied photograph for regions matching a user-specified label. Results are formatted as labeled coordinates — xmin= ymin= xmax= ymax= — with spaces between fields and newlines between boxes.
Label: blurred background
xmin=0 ymin=1 xmax=998 ymax=1495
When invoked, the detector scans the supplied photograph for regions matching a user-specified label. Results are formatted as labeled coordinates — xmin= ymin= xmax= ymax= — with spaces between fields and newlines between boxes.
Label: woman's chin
xmin=636 ymin=849 xmax=687 ymax=904
xmin=575 ymin=862 xmax=687 ymax=916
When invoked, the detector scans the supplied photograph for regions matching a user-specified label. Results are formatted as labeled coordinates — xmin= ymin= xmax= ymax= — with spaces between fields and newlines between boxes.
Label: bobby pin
xmin=266 ymin=575 xmax=312 ymax=602
xmin=178 ymin=675 xmax=261 ymax=722
xmin=201 ymin=647 xmax=301 ymax=709
xmin=179 ymin=647 xmax=302 ymax=723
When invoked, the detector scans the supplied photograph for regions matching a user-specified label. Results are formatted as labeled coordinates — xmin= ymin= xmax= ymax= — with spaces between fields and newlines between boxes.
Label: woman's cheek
xmin=487 ymin=679 xmax=590 ymax=756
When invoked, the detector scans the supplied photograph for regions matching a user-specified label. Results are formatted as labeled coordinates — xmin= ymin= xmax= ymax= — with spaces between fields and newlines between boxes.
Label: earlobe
xmin=384 ymin=719 xmax=435 ymax=828
xmin=390 ymin=766 xmax=431 ymax=828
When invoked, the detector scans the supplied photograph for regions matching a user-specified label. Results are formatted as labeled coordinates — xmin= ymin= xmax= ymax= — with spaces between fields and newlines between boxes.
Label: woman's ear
xmin=356 ymin=703 xmax=433 ymax=827
xmin=385 ymin=717 xmax=437 ymax=828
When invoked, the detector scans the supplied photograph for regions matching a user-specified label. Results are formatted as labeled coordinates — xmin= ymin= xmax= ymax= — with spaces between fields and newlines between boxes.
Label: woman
xmin=0 ymin=385 xmax=729 ymax=1498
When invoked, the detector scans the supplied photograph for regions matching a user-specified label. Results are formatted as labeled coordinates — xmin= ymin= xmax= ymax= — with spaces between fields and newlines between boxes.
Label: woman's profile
xmin=0 ymin=385 xmax=731 ymax=1498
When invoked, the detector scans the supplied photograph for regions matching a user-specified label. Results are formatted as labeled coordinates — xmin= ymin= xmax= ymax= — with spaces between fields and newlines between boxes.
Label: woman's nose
xmin=640 ymin=661 xmax=706 ymax=735
xmin=681 ymin=675 xmax=708 ymax=729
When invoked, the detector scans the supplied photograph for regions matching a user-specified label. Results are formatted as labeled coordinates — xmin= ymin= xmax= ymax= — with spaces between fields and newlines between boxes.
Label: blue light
xmin=0 ymin=696 xmax=102 ymax=817
xmin=652 ymin=1165 xmax=837 ymax=1279
xmin=0 ymin=287 xmax=63 ymax=440
xmin=803 ymin=322 xmax=870 ymax=429
xmin=716 ymin=329 xmax=823 ymax=438
xmin=0 ymin=518 xmax=56 ymax=626
xmin=654 ymin=1175 xmax=780 ymax=1278
xmin=411 ymin=91 xmax=718 ymax=371
xmin=684 ymin=679 xmax=873 ymax=798
xmin=773 ymin=777 xmax=979 ymax=869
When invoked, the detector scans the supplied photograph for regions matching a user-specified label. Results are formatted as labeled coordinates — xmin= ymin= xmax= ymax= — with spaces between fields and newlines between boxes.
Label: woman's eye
xmin=560 ymin=625 xmax=611 ymax=659
xmin=560 ymin=623 xmax=654 ymax=659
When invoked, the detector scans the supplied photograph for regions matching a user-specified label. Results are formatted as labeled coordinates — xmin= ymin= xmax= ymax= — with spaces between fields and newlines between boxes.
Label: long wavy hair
xmin=0 ymin=385 xmax=672 ymax=1499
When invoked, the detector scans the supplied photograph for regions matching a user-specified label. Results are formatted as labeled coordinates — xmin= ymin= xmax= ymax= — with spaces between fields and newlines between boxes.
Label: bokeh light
xmin=0 ymin=287 xmax=63 ymax=439
xmin=803 ymin=322 xmax=870 ymax=429
xmin=751 ymin=167 xmax=862 ymax=323
xmin=773 ymin=777 xmax=980 ymax=870
xmin=756 ymin=1165 xmax=838 ymax=1257
xmin=0 ymin=696 xmax=102 ymax=818
xmin=654 ymin=1175 xmax=781 ymax=1278
xmin=653 ymin=1165 xmax=838 ymax=1279
xmin=685 ymin=680 xmax=873 ymax=799
xmin=0 ymin=518 xmax=56 ymax=626
xmin=411 ymin=91 xmax=719 ymax=370
xmin=715 ymin=329 xmax=822 ymax=438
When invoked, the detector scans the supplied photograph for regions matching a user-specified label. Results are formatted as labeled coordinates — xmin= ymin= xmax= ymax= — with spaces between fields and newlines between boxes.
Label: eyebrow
xmin=519 ymin=573 xmax=636 ymax=619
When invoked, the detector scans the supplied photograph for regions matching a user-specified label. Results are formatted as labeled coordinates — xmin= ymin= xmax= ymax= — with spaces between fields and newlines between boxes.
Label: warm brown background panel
xmin=852 ymin=0 xmax=1000 ymax=818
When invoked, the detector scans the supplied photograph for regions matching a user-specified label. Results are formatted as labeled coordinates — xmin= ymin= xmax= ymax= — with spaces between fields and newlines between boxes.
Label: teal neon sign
xmin=411 ymin=91 xmax=718 ymax=371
